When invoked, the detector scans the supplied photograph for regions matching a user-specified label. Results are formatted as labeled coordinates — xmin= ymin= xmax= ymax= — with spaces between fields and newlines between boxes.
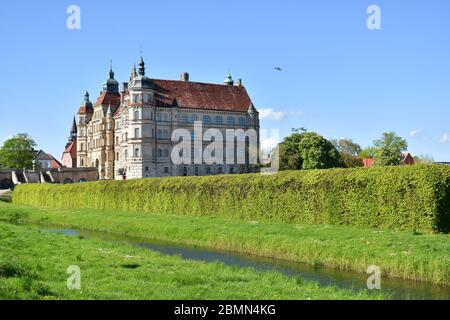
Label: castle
xmin=64 ymin=58 xmax=260 ymax=180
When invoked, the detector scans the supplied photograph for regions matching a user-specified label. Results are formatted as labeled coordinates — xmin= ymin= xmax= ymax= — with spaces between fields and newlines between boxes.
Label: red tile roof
xmin=152 ymin=80 xmax=253 ymax=112
xmin=64 ymin=141 xmax=76 ymax=154
xmin=78 ymin=105 xmax=93 ymax=114
xmin=48 ymin=153 xmax=63 ymax=169
xmin=95 ymin=92 xmax=121 ymax=107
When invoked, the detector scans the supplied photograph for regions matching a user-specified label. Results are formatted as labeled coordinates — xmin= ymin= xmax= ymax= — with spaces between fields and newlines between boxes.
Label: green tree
xmin=0 ymin=133 xmax=37 ymax=169
xmin=298 ymin=132 xmax=342 ymax=170
xmin=278 ymin=128 xmax=307 ymax=170
xmin=332 ymin=139 xmax=363 ymax=168
xmin=373 ymin=132 xmax=408 ymax=166
xmin=360 ymin=146 xmax=378 ymax=159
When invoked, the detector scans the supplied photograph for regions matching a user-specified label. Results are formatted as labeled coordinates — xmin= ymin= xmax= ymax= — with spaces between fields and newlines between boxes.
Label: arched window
xmin=203 ymin=115 xmax=211 ymax=124
xmin=134 ymin=148 xmax=139 ymax=157
xmin=215 ymin=116 xmax=223 ymax=125
xmin=227 ymin=116 xmax=235 ymax=126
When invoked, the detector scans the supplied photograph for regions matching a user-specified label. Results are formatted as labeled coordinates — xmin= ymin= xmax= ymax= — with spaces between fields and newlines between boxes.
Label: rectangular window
xmin=203 ymin=115 xmax=211 ymax=124
xmin=135 ymin=128 xmax=140 ymax=138
xmin=239 ymin=117 xmax=246 ymax=126
xmin=227 ymin=116 xmax=235 ymax=126
xmin=215 ymin=116 xmax=223 ymax=125
xmin=164 ymin=167 xmax=169 ymax=173
xmin=181 ymin=114 xmax=188 ymax=123
xmin=156 ymin=113 xmax=161 ymax=121
xmin=191 ymin=114 xmax=198 ymax=123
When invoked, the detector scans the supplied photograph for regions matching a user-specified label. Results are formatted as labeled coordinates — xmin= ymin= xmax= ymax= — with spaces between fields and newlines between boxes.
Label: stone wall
xmin=0 ymin=167 xmax=98 ymax=188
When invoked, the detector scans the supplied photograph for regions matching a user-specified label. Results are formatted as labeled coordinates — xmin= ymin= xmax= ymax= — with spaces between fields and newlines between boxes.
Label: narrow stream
xmin=43 ymin=227 xmax=449 ymax=300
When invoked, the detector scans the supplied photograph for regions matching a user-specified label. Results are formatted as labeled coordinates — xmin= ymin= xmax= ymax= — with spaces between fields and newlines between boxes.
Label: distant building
xmin=435 ymin=162 xmax=450 ymax=166
xmin=61 ymin=117 xmax=77 ymax=168
xmin=33 ymin=150 xmax=62 ymax=169
xmin=362 ymin=157 xmax=375 ymax=168
xmin=401 ymin=153 xmax=415 ymax=165
xmin=363 ymin=152 xmax=415 ymax=168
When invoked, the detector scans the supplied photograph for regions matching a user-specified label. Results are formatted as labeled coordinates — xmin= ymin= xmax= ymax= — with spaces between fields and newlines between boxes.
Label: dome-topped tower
xmin=78 ymin=91 xmax=93 ymax=113
xmin=103 ymin=62 xmax=119 ymax=93
xmin=224 ymin=71 xmax=234 ymax=85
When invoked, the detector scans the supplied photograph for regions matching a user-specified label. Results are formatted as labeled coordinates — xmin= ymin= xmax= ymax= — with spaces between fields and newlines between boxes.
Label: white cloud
xmin=409 ymin=129 xmax=420 ymax=138
xmin=259 ymin=108 xmax=285 ymax=121
xmin=261 ymin=137 xmax=278 ymax=151
xmin=440 ymin=133 xmax=450 ymax=144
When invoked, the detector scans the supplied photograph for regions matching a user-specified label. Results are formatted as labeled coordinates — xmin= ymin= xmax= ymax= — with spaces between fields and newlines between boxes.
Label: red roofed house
xmin=34 ymin=150 xmax=62 ymax=169
xmin=362 ymin=157 xmax=375 ymax=168
xmin=363 ymin=153 xmax=415 ymax=167
xmin=73 ymin=58 xmax=260 ymax=180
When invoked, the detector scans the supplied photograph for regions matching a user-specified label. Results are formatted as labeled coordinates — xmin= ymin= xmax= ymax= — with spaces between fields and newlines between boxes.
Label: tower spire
xmin=138 ymin=56 xmax=145 ymax=76
xmin=109 ymin=60 xmax=114 ymax=79
xmin=131 ymin=64 xmax=137 ymax=80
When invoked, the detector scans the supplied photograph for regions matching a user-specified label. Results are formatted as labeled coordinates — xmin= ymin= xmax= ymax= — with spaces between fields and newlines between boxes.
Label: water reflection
xmin=42 ymin=227 xmax=449 ymax=300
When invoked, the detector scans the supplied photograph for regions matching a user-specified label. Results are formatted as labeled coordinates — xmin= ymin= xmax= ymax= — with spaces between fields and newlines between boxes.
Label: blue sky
xmin=0 ymin=0 xmax=449 ymax=161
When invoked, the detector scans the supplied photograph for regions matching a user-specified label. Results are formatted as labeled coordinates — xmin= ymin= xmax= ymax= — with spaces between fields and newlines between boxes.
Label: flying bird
xmin=274 ymin=66 xmax=283 ymax=71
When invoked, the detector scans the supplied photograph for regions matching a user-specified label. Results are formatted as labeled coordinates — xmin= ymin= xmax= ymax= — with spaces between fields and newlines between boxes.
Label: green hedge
xmin=12 ymin=165 xmax=450 ymax=233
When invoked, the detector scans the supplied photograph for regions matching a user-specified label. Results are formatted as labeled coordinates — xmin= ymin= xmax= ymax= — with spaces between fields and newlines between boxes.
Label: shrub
xmin=12 ymin=165 xmax=450 ymax=233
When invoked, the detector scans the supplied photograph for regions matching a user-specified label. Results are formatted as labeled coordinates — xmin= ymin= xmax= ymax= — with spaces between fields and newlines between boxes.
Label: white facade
xmin=76 ymin=59 xmax=260 ymax=180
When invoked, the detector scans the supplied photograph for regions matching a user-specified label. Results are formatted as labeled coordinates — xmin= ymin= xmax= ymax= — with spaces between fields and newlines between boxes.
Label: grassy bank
xmin=0 ymin=221 xmax=385 ymax=300
xmin=12 ymin=166 xmax=450 ymax=233
xmin=1 ymin=202 xmax=448 ymax=286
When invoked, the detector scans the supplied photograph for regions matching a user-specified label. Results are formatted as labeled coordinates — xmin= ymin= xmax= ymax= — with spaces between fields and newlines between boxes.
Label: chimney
xmin=180 ymin=72 xmax=190 ymax=82
xmin=236 ymin=79 xmax=242 ymax=87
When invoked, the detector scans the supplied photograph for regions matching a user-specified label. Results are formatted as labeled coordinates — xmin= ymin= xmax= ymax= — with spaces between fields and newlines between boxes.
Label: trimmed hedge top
xmin=12 ymin=165 xmax=450 ymax=233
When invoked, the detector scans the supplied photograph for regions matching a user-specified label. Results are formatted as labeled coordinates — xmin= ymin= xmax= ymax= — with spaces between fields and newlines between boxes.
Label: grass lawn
xmin=0 ymin=221 xmax=386 ymax=300
xmin=0 ymin=202 xmax=448 ymax=286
